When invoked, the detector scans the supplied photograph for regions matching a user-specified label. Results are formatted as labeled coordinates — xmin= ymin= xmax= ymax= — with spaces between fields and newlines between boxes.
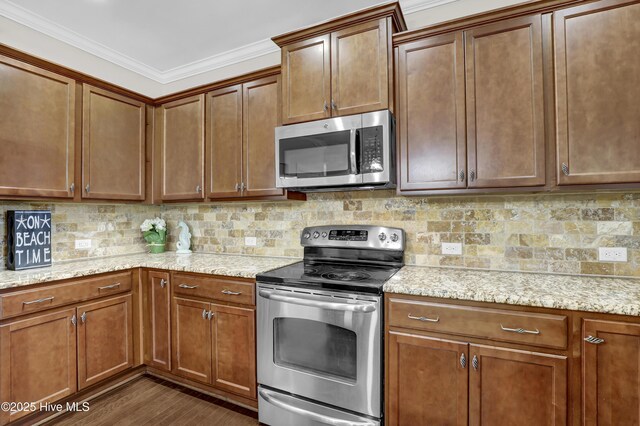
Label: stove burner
xmin=303 ymin=267 xmax=319 ymax=275
xmin=321 ymin=271 xmax=372 ymax=282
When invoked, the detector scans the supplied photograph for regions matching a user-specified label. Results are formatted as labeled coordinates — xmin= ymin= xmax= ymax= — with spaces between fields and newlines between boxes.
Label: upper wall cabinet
xmin=0 ymin=55 xmax=76 ymax=199
xmin=274 ymin=2 xmax=406 ymax=125
xmin=554 ymin=0 xmax=640 ymax=185
xmin=82 ymin=85 xmax=145 ymax=201
xmin=157 ymin=94 xmax=205 ymax=201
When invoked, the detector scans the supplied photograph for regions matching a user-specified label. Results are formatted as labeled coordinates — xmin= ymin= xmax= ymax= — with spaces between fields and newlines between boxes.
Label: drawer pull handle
xmin=500 ymin=324 xmax=540 ymax=335
xmin=222 ymin=289 xmax=242 ymax=296
xmin=98 ymin=283 xmax=120 ymax=290
xmin=584 ymin=335 xmax=605 ymax=345
xmin=23 ymin=296 xmax=54 ymax=305
xmin=179 ymin=284 xmax=198 ymax=289
xmin=408 ymin=313 xmax=439 ymax=323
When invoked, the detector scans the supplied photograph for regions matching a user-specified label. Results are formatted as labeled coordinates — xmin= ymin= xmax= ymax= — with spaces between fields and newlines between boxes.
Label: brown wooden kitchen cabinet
xmin=0 ymin=55 xmax=76 ymax=199
xmin=554 ymin=0 xmax=640 ymax=185
xmin=76 ymin=294 xmax=134 ymax=390
xmin=0 ymin=308 xmax=77 ymax=425
xmin=82 ymin=85 xmax=145 ymax=201
xmin=172 ymin=297 xmax=212 ymax=383
xmin=274 ymin=3 xmax=405 ymax=124
xmin=143 ymin=271 xmax=171 ymax=371
xmin=157 ymin=94 xmax=205 ymax=201
xmin=583 ymin=319 xmax=640 ymax=426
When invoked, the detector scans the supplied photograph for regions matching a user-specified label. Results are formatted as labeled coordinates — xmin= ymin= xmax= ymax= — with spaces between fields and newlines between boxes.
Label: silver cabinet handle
xmin=472 ymin=355 xmax=479 ymax=370
xmin=561 ymin=163 xmax=569 ymax=176
xmin=71 ymin=315 xmax=77 ymax=326
xmin=98 ymin=283 xmax=120 ymax=290
xmin=408 ymin=313 xmax=439 ymax=323
xmin=459 ymin=170 xmax=465 ymax=182
xmin=207 ymin=311 xmax=214 ymax=320
xmin=196 ymin=184 xmax=202 ymax=193
xmin=584 ymin=335 xmax=605 ymax=345
xmin=179 ymin=284 xmax=198 ymax=289
xmin=323 ymin=101 xmax=328 ymax=112
xmin=202 ymin=309 xmax=207 ymax=319
xmin=331 ymin=99 xmax=337 ymax=110
xmin=259 ymin=290 xmax=376 ymax=313
xmin=460 ymin=353 xmax=466 ymax=368
xmin=160 ymin=278 xmax=167 ymax=288
xmin=240 ymin=182 xmax=246 ymax=191
xmin=258 ymin=388 xmax=376 ymax=426
xmin=85 ymin=184 xmax=90 ymax=193
xmin=222 ymin=289 xmax=242 ymax=296
xmin=23 ymin=296 xmax=55 ymax=305
xmin=70 ymin=183 xmax=75 ymax=194
xmin=469 ymin=170 xmax=476 ymax=182
xmin=500 ymin=324 xmax=540 ymax=335
xmin=235 ymin=183 xmax=241 ymax=191
xmin=80 ymin=312 xmax=87 ymax=324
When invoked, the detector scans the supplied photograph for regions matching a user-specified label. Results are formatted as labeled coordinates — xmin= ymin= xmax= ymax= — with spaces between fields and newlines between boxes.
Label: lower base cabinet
xmin=173 ymin=297 xmax=212 ymax=383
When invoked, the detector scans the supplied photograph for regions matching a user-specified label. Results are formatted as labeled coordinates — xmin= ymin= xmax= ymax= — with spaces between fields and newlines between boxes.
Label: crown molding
xmin=400 ymin=0 xmax=459 ymax=14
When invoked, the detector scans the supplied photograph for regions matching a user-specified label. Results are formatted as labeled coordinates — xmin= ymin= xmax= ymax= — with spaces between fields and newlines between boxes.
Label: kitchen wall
xmin=1 ymin=191 xmax=639 ymax=277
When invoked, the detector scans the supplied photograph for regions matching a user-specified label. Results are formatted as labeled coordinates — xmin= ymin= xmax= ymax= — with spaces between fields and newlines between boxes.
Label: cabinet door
xmin=0 ymin=308 xmax=76 ymax=424
xmin=159 ymin=94 xmax=205 ymax=201
xmin=77 ymin=294 xmax=133 ymax=390
xmin=554 ymin=0 xmax=640 ymax=185
xmin=469 ymin=344 xmax=567 ymax=425
xmin=583 ymin=319 xmax=640 ymax=426
xmin=144 ymin=271 xmax=171 ymax=371
xmin=206 ymin=85 xmax=243 ymax=199
xmin=172 ymin=297 xmax=211 ymax=384
xmin=211 ymin=304 xmax=256 ymax=398
xmin=331 ymin=19 xmax=389 ymax=117
xmin=82 ymin=85 xmax=145 ymax=201
xmin=397 ymin=32 xmax=467 ymax=192
xmin=243 ymin=75 xmax=284 ymax=198
xmin=0 ymin=55 xmax=75 ymax=198
xmin=465 ymin=15 xmax=546 ymax=188
xmin=387 ymin=331 xmax=468 ymax=426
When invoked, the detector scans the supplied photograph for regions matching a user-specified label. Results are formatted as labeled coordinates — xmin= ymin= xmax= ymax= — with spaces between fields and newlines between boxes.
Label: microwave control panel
xmin=361 ymin=126 xmax=384 ymax=174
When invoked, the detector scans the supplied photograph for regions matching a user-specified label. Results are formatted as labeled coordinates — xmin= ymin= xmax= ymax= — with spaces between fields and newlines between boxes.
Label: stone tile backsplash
xmin=1 ymin=191 xmax=639 ymax=277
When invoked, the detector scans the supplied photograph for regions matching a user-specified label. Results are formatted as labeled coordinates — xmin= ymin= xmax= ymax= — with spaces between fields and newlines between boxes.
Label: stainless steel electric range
xmin=256 ymin=225 xmax=405 ymax=426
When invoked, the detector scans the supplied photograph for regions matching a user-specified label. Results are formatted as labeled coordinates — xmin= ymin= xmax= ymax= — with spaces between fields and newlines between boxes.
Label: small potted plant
xmin=140 ymin=217 xmax=167 ymax=254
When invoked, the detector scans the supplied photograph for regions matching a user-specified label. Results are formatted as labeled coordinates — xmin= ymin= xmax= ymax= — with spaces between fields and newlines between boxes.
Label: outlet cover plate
xmin=442 ymin=242 xmax=463 ymax=256
xmin=598 ymin=247 xmax=627 ymax=262
xmin=245 ymin=237 xmax=257 ymax=247
xmin=75 ymin=239 xmax=92 ymax=250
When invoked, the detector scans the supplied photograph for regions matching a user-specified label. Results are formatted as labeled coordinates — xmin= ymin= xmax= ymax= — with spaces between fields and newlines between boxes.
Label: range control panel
xmin=301 ymin=225 xmax=404 ymax=251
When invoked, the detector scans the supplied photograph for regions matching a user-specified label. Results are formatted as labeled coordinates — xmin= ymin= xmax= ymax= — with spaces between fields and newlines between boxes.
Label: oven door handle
xmin=259 ymin=388 xmax=377 ymax=426
xmin=258 ymin=290 xmax=376 ymax=313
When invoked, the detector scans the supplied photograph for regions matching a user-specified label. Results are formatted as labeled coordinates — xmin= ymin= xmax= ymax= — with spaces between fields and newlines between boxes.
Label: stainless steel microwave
xmin=275 ymin=110 xmax=395 ymax=191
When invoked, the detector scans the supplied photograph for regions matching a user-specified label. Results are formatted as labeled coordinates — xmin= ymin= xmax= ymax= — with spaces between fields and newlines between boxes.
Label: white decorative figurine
xmin=176 ymin=221 xmax=192 ymax=254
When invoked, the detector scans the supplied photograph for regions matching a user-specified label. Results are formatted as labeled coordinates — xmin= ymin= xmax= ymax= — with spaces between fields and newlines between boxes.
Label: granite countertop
xmin=385 ymin=266 xmax=640 ymax=316
xmin=0 ymin=252 xmax=299 ymax=291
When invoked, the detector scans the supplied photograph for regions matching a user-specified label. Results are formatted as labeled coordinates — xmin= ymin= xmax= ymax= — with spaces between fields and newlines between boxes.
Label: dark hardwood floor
xmin=45 ymin=376 xmax=259 ymax=425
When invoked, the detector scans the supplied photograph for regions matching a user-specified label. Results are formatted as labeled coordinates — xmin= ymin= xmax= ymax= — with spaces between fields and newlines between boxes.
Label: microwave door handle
xmin=258 ymin=290 xmax=376 ymax=313
xmin=349 ymin=128 xmax=358 ymax=175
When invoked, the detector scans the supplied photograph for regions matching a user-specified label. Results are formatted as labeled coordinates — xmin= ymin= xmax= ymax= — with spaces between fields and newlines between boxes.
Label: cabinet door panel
xmin=387 ymin=331 xmax=468 ymax=426
xmin=172 ymin=297 xmax=211 ymax=384
xmin=282 ymin=35 xmax=331 ymax=124
xmin=331 ymin=19 xmax=389 ymax=116
xmin=465 ymin=15 xmax=546 ymax=188
xmin=583 ymin=319 xmax=640 ymax=426
xmin=159 ymin=94 xmax=205 ymax=201
xmin=469 ymin=344 xmax=567 ymax=426
xmin=0 ymin=55 xmax=75 ymax=198
xmin=207 ymin=85 xmax=243 ymax=199
xmin=144 ymin=271 xmax=171 ymax=371
xmin=397 ymin=32 xmax=466 ymax=192
xmin=211 ymin=304 xmax=256 ymax=398
xmin=554 ymin=0 xmax=640 ymax=185
xmin=0 ymin=308 xmax=76 ymax=424
xmin=243 ymin=75 xmax=284 ymax=197
xmin=77 ymin=294 xmax=133 ymax=390
xmin=82 ymin=85 xmax=145 ymax=200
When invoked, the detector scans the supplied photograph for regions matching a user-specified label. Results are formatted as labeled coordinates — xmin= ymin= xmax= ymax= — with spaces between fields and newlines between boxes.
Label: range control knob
xmin=378 ymin=232 xmax=387 ymax=242
xmin=321 ymin=232 xmax=328 ymax=238
xmin=390 ymin=233 xmax=399 ymax=242
xmin=303 ymin=232 xmax=311 ymax=239
xmin=313 ymin=231 xmax=320 ymax=239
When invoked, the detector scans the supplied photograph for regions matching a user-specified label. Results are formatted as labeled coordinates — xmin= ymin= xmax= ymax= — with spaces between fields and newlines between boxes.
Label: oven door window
xmin=279 ymin=130 xmax=356 ymax=178
xmin=273 ymin=318 xmax=357 ymax=382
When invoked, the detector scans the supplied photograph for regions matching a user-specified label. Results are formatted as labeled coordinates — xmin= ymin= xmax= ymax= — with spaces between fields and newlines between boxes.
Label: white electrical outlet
xmin=442 ymin=242 xmax=463 ymax=256
xmin=244 ymin=237 xmax=257 ymax=247
xmin=75 ymin=239 xmax=92 ymax=250
xmin=598 ymin=247 xmax=627 ymax=262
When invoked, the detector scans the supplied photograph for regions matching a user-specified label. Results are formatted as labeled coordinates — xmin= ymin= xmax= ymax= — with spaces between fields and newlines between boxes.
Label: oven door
xmin=257 ymin=284 xmax=381 ymax=417
xmin=275 ymin=115 xmax=363 ymax=188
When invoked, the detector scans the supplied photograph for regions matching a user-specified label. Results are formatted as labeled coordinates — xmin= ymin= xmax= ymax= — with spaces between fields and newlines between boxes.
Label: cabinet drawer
xmin=172 ymin=273 xmax=254 ymax=306
xmin=388 ymin=297 xmax=567 ymax=349
xmin=0 ymin=271 xmax=132 ymax=319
